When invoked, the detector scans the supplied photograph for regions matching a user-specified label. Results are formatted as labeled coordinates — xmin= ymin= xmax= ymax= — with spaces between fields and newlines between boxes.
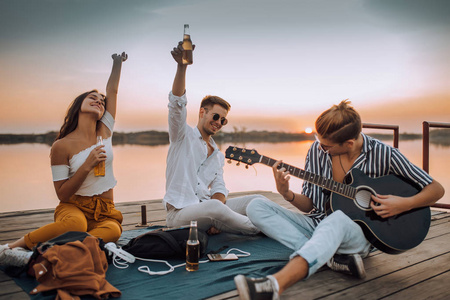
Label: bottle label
xmin=186 ymin=241 xmax=200 ymax=271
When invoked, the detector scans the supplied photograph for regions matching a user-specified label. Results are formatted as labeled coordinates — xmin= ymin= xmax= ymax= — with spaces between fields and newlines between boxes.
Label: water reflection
xmin=0 ymin=140 xmax=449 ymax=213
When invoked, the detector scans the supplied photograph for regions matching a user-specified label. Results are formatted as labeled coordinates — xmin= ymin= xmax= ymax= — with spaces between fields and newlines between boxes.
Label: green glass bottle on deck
xmin=182 ymin=24 xmax=193 ymax=65
xmin=186 ymin=220 xmax=199 ymax=271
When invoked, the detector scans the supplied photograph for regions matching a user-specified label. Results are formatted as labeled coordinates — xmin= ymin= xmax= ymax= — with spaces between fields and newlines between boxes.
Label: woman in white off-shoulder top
xmin=0 ymin=52 xmax=128 ymax=267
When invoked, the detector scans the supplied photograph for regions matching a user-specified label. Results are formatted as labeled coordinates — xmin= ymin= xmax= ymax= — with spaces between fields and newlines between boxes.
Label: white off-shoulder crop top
xmin=51 ymin=111 xmax=117 ymax=196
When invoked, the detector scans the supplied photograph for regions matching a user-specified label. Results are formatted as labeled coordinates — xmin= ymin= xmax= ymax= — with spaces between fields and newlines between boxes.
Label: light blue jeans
xmin=166 ymin=194 xmax=268 ymax=235
xmin=247 ymin=198 xmax=371 ymax=278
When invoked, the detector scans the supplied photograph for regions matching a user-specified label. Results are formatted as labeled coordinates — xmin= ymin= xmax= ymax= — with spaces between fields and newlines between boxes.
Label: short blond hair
xmin=315 ymin=99 xmax=361 ymax=143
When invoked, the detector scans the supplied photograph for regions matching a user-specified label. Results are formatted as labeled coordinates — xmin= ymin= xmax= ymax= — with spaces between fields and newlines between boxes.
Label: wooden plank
xmin=0 ymin=279 xmax=25 ymax=294
xmin=0 ymin=275 xmax=30 ymax=300
xmin=383 ymin=270 xmax=450 ymax=299
xmin=429 ymin=214 xmax=450 ymax=227
xmin=0 ymin=292 xmax=30 ymax=300
xmin=0 ymin=212 xmax=167 ymax=239
xmin=317 ymin=252 xmax=450 ymax=300
xmin=425 ymin=221 xmax=450 ymax=239
xmin=0 ymin=291 xmax=30 ymax=300
xmin=208 ymin=289 xmax=239 ymax=300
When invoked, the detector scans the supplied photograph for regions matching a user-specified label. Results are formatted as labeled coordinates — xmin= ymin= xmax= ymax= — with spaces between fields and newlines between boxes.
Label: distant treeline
xmin=0 ymin=129 xmax=449 ymax=146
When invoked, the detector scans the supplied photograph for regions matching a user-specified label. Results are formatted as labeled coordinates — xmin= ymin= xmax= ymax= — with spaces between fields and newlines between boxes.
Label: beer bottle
xmin=94 ymin=136 xmax=105 ymax=177
xmin=186 ymin=220 xmax=200 ymax=271
xmin=182 ymin=24 xmax=193 ymax=65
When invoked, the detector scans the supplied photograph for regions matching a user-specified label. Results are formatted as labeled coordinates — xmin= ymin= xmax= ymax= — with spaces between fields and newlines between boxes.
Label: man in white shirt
xmin=163 ymin=41 xmax=267 ymax=235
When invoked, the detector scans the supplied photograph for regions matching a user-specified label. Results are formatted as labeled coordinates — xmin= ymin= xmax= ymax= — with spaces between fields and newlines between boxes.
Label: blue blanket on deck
xmin=6 ymin=227 xmax=292 ymax=300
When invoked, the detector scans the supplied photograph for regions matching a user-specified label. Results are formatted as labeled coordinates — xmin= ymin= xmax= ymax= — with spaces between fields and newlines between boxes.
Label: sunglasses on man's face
xmin=211 ymin=113 xmax=228 ymax=126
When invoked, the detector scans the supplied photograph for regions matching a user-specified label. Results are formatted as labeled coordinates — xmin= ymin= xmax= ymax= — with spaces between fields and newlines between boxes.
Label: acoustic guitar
xmin=225 ymin=146 xmax=430 ymax=254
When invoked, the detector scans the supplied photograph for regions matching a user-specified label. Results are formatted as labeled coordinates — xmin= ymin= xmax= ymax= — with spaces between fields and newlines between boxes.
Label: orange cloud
xmin=359 ymin=93 xmax=450 ymax=133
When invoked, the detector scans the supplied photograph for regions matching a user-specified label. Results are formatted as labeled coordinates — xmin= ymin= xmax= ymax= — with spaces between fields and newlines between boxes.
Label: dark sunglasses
xmin=212 ymin=113 xmax=228 ymax=126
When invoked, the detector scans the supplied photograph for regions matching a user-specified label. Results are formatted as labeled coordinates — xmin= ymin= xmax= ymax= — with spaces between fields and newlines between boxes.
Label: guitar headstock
xmin=225 ymin=146 xmax=261 ymax=168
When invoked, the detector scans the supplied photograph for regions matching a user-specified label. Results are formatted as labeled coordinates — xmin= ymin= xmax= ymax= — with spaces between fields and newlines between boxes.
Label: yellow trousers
xmin=24 ymin=195 xmax=123 ymax=249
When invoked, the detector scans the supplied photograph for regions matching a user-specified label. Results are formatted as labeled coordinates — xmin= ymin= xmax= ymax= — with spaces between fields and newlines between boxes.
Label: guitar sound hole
xmin=355 ymin=186 xmax=375 ymax=210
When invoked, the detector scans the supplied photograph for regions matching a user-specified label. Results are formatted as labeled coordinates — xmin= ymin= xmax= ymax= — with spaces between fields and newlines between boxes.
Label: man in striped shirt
xmin=234 ymin=100 xmax=444 ymax=300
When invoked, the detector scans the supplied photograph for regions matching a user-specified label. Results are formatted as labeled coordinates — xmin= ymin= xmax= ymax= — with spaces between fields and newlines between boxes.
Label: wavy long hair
xmin=55 ymin=90 xmax=101 ymax=141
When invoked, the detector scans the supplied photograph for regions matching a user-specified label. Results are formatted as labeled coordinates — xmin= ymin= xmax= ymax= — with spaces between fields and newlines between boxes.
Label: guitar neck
xmin=259 ymin=155 xmax=356 ymax=199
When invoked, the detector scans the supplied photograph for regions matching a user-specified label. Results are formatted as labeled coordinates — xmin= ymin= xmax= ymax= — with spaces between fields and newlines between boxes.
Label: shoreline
xmin=0 ymin=129 xmax=449 ymax=146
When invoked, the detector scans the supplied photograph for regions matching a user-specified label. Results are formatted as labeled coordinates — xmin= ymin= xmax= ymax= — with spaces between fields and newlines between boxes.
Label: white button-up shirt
xmin=163 ymin=91 xmax=229 ymax=209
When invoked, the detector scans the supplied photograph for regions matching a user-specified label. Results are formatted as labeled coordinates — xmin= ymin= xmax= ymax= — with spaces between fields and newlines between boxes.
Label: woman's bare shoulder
xmin=50 ymin=136 xmax=74 ymax=164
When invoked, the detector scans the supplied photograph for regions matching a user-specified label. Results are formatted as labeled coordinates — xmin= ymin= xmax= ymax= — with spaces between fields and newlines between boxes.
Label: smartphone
xmin=207 ymin=253 xmax=239 ymax=261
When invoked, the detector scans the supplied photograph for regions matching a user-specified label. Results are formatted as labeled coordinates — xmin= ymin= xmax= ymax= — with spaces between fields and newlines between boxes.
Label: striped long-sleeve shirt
xmin=303 ymin=133 xmax=433 ymax=225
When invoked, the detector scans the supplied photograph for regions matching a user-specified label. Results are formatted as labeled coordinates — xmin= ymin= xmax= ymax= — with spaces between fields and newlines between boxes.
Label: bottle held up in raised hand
xmin=186 ymin=220 xmax=200 ymax=271
xmin=182 ymin=24 xmax=193 ymax=65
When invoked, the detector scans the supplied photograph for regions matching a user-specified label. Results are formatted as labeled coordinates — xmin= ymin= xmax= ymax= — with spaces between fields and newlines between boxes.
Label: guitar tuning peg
xmin=236 ymin=162 xmax=241 ymax=166
xmin=227 ymin=159 xmax=232 ymax=164
xmin=245 ymin=164 xmax=249 ymax=169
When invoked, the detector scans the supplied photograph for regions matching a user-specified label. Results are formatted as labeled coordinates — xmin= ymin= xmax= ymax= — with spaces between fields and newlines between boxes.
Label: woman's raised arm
xmin=105 ymin=52 xmax=128 ymax=119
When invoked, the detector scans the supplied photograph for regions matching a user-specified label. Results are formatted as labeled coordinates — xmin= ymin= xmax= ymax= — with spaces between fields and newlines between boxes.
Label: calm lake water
xmin=0 ymin=140 xmax=449 ymax=213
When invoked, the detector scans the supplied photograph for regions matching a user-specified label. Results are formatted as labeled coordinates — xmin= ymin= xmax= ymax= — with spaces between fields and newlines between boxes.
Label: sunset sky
xmin=1 ymin=0 xmax=449 ymax=134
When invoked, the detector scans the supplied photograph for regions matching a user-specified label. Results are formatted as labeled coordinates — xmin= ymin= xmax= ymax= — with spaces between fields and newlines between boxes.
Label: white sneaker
xmin=0 ymin=247 xmax=33 ymax=267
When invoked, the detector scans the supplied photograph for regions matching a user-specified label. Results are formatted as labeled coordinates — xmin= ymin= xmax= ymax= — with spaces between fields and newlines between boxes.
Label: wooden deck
xmin=1 ymin=191 xmax=449 ymax=300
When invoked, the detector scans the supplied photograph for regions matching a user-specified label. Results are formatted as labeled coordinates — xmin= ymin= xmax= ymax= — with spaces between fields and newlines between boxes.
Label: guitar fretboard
xmin=260 ymin=155 xmax=356 ymax=200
